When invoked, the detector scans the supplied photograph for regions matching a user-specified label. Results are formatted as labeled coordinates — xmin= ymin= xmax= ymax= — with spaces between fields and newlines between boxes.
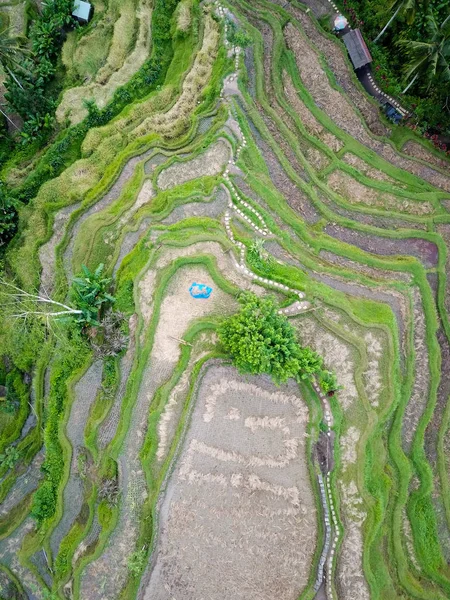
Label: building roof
xmin=342 ymin=29 xmax=372 ymax=70
xmin=72 ymin=0 xmax=91 ymax=21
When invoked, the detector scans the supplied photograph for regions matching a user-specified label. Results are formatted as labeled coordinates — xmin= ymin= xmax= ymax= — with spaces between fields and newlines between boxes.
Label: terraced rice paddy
xmin=2 ymin=1 xmax=450 ymax=599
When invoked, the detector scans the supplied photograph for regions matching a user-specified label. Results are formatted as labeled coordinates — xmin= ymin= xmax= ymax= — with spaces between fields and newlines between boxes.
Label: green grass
xmin=2 ymin=0 xmax=450 ymax=597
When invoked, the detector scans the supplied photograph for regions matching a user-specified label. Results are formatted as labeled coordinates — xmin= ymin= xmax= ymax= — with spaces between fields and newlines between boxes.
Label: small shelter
xmin=342 ymin=29 xmax=372 ymax=70
xmin=72 ymin=0 xmax=92 ymax=24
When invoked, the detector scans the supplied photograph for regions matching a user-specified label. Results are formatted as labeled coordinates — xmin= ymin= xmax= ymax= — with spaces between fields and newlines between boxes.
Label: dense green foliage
xmin=226 ymin=18 xmax=252 ymax=47
xmin=31 ymin=327 xmax=89 ymax=524
xmin=0 ymin=181 xmax=17 ymax=249
xmin=0 ymin=445 xmax=21 ymax=469
xmin=339 ymin=0 xmax=450 ymax=136
xmin=219 ymin=292 xmax=322 ymax=383
xmin=4 ymin=0 xmax=74 ymax=143
xmin=0 ymin=0 xmax=182 ymax=250
xmin=71 ymin=264 xmax=115 ymax=326
xmin=318 ymin=369 xmax=341 ymax=395
xmin=127 ymin=549 xmax=147 ymax=577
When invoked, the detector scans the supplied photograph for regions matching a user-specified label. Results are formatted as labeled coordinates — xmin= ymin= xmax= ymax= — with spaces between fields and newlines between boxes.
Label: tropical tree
xmin=373 ymin=0 xmax=422 ymax=43
xmin=0 ymin=27 xmax=29 ymax=129
xmin=0 ymin=264 xmax=115 ymax=328
xmin=219 ymin=292 xmax=322 ymax=384
xmin=71 ymin=264 xmax=116 ymax=326
xmin=397 ymin=13 xmax=450 ymax=93
xmin=0 ymin=28 xmax=29 ymax=84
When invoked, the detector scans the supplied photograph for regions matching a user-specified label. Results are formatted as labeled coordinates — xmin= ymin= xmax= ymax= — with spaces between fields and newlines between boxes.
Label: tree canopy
xmin=218 ymin=293 xmax=322 ymax=384
xmin=397 ymin=13 xmax=450 ymax=91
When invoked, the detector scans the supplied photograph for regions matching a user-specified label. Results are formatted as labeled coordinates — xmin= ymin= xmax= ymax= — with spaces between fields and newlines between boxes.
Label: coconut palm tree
xmin=0 ymin=28 xmax=29 ymax=86
xmin=397 ymin=13 xmax=450 ymax=93
xmin=373 ymin=0 xmax=422 ymax=43
xmin=0 ymin=28 xmax=31 ymax=130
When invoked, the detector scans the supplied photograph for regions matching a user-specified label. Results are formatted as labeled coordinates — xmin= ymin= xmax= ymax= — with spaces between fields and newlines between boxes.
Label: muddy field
xmin=143 ymin=362 xmax=316 ymax=600
xmin=324 ymin=224 xmax=439 ymax=268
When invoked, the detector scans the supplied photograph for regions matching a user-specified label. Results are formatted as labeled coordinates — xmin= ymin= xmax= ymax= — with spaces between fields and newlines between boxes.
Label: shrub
xmin=0 ymin=445 xmax=21 ymax=469
xmin=98 ymin=478 xmax=120 ymax=506
xmin=218 ymin=292 xmax=322 ymax=384
xmin=226 ymin=19 xmax=252 ymax=48
xmin=31 ymin=480 xmax=56 ymax=522
xmin=90 ymin=310 xmax=128 ymax=357
xmin=127 ymin=549 xmax=147 ymax=577
xmin=70 ymin=264 xmax=116 ymax=327
xmin=318 ymin=369 xmax=341 ymax=395
xmin=247 ymin=239 xmax=274 ymax=276
xmin=0 ymin=181 xmax=18 ymax=248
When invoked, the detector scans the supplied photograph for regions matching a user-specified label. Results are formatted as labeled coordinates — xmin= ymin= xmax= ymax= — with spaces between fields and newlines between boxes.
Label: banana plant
xmin=71 ymin=264 xmax=116 ymax=326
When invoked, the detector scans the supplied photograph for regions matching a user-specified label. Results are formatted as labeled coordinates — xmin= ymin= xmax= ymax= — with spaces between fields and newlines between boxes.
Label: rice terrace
xmin=0 ymin=0 xmax=450 ymax=598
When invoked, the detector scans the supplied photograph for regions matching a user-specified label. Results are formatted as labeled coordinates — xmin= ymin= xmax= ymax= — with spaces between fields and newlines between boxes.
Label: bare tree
xmin=0 ymin=279 xmax=83 ymax=325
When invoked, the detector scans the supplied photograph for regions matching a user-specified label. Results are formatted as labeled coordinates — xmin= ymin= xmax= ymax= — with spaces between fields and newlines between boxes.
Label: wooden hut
xmin=342 ymin=29 xmax=372 ymax=70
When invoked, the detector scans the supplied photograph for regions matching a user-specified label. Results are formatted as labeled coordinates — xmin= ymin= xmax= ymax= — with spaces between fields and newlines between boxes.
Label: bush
xmin=218 ymin=292 xmax=322 ymax=384
xmin=318 ymin=369 xmax=341 ymax=395
xmin=0 ymin=445 xmax=21 ymax=469
xmin=226 ymin=19 xmax=252 ymax=48
xmin=70 ymin=264 xmax=116 ymax=327
xmin=127 ymin=549 xmax=147 ymax=577
xmin=31 ymin=480 xmax=56 ymax=522
xmin=0 ymin=181 xmax=18 ymax=249
xmin=247 ymin=239 xmax=274 ymax=276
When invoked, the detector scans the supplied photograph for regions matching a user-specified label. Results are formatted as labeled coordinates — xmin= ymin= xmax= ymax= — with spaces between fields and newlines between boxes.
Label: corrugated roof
xmin=342 ymin=29 xmax=372 ymax=70
xmin=72 ymin=0 xmax=91 ymax=21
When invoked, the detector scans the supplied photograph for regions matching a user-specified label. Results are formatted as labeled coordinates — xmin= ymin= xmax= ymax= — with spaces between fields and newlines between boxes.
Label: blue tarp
xmin=189 ymin=282 xmax=213 ymax=299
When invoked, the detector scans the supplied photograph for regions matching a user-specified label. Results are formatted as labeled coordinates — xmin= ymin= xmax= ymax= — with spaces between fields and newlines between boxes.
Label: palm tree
xmin=397 ymin=14 xmax=450 ymax=93
xmin=373 ymin=0 xmax=422 ymax=43
xmin=0 ymin=28 xmax=29 ymax=87
xmin=0 ymin=28 xmax=30 ymax=130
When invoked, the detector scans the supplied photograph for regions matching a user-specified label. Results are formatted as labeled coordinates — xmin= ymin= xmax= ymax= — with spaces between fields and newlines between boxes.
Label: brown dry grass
xmin=296 ymin=316 xmax=370 ymax=600
xmin=176 ymin=0 xmax=192 ymax=33
xmin=132 ymin=13 xmax=220 ymax=139
xmin=327 ymin=170 xmax=434 ymax=215
xmin=156 ymin=140 xmax=230 ymax=190
xmin=282 ymin=70 xmax=343 ymax=152
xmin=284 ymin=24 xmax=373 ymax=147
xmin=285 ymin=6 xmax=389 ymax=138
xmin=401 ymin=288 xmax=430 ymax=451
xmin=57 ymin=0 xmax=151 ymax=125
xmin=144 ymin=364 xmax=316 ymax=600
xmin=402 ymin=140 xmax=450 ymax=171
xmin=342 ymin=153 xmax=394 ymax=183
